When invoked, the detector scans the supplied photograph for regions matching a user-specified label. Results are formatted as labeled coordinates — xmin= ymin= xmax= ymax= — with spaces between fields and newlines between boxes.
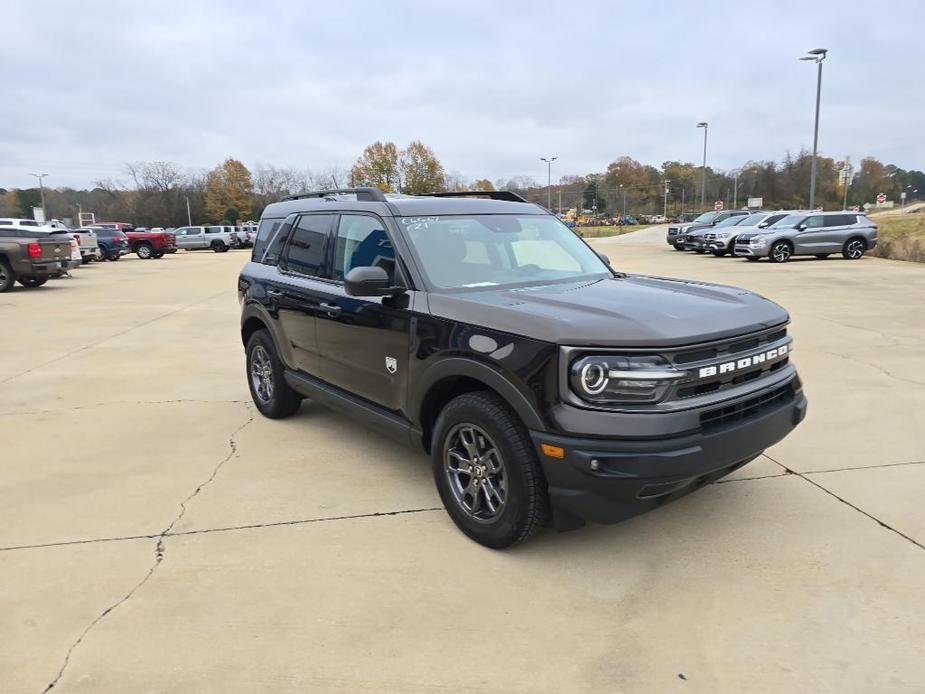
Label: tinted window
xmin=804 ymin=216 xmax=824 ymax=228
xmin=333 ymin=215 xmax=395 ymax=282
xmin=280 ymin=214 xmax=333 ymax=278
xmin=763 ymin=214 xmax=787 ymax=226
xmin=0 ymin=220 xmax=11 ymax=225
xmin=206 ymin=227 xmax=222 ymax=234
xmin=21 ymin=220 xmax=39 ymax=226
xmin=252 ymin=218 xmax=283 ymax=263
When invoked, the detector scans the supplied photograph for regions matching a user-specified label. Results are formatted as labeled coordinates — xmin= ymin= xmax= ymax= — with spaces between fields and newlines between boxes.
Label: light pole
xmin=185 ymin=196 xmax=193 ymax=225
xmin=663 ymin=180 xmax=670 ymax=219
xmin=696 ymin=122 xmax=708 ymax=209
xmin=800 ymin=48 xmax=828 ymax=209
xmin=29 ymin=172 xmax=48 ymax=221
xmin=619 ymin=184 xmax=626 ymax=217
xmin=732 ymin=170 xmax=739 ymax=209
xmin=540 ymin=156 xmax=557 ymax=210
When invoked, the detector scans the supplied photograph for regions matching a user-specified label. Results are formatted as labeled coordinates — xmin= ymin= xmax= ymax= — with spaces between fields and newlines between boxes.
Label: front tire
xmin=712 ymin=249 xmax=727 ymax=257
xmin=768 ymin=241 xmax=792 ymax=263
xmin=0 ymin=258 xmax=14 ymax=292
xmin=842 ymin=238 xmax=866 ymax=260
xmin=672 ymin=244 xmax=685 ymax=251
xmin=245 ymin=329 xmax=302 ymax=419
xmin=431 ymin=392 xmax=548 ymax=548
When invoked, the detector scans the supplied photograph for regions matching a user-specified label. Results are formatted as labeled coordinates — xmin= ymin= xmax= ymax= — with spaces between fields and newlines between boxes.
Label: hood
xmin=427 ymin=275 xmax=788 ymax=347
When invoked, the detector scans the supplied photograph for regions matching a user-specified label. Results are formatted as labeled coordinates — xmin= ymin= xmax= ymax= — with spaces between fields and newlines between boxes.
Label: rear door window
xmin=280 ymin=214 xmax=333 ymax=278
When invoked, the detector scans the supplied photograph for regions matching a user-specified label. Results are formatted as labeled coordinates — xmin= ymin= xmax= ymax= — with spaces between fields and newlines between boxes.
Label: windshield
xmin=399 ymin=214 xmax=611 ymax=291
xmin=769 ymin=214 xmax=807 ymax=229
xmin=738 ymin=213 xmax=769 ymax=226
xmin=714 ymin=215 xmax=747 ymax=228
xmin=691 ymin=212 xmax=717 ymax=223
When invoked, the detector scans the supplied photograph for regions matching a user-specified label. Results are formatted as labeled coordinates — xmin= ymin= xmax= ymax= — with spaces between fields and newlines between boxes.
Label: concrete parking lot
xmin=3 ymin=231 xmax=924 ymax=693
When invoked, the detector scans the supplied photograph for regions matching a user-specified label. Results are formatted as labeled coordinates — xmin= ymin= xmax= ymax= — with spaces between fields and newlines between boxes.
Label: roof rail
xmin=282 ymin=187 xmax=387 ymax=202
xmin=420 ymin=191 xmax=529 ymax=203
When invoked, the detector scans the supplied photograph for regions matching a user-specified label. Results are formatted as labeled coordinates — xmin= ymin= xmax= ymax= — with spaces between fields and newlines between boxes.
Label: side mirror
xmin=758 ymin=222 xmax=768 ymax=228
xmin=596 ymin=251 xmax=611 ymax=266
xmin=797 ymin=223 xmax=807 ymax=231
xmin=344 ymin=266 xmax=405 ymax=297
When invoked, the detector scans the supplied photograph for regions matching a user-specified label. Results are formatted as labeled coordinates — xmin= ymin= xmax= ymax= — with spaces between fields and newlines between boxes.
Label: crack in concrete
xmin=1 ymin=290 xmax=229 ymax=387
xmin=2 ymin=507 xmax=445 ymax=554
xmin=801 ymin=347 xmax=925 ymax=387
xmin=0 ymin=398 xmax=249 ymax=418
xmin=804 ymin=459 xmax=925 ymax=475
xmin=763 ymin=454 xmax=925 ymax=552
xmin=40 ymin=405 xmax=255 ymax=692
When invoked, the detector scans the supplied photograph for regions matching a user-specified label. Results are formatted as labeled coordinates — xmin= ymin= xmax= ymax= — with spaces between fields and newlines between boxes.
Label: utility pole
xmin=185 ymin=196 xmax=193 ymax=226
xmin=29 ymin=173 xmax=49 ymax=221
xmin=557 ymin=188 xmax=562 ymax=215
xmin=841 ymin=157 xmax=852 ymax=210
xmin=733 ymin=171 xmax=739 ymax=209
xmin=696 ymin=122 xmax=708 ymax=209
xmin=540 ymin=156 xmax=557 ymax=210
xmin=801 ymin=48 xmax=828 ymax=209
xmin=619 ymin=184 xmax=626 ymax=217
xmin=663 ymin=180 xmax=670 ymax=218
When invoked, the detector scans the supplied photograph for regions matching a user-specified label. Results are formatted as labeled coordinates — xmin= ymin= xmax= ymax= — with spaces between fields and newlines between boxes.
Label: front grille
xmin=671 ymin=326 xmax=786 ymax=366
xmin=668 ymin=227 xmax=679 ymax=235
xmin=700 ymin=381 xmax=796 ymax=432
xmin=704 ymin=233 xmax=716 ymax=241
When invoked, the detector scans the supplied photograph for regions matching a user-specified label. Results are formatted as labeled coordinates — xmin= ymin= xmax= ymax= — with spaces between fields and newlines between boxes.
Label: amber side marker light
xmin=541 ymin=443 xmax=565 ymax=459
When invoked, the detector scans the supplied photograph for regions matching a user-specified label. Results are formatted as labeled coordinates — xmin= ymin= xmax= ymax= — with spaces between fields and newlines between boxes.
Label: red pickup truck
xmin=93 ymin=223 xmax=177 ymax=259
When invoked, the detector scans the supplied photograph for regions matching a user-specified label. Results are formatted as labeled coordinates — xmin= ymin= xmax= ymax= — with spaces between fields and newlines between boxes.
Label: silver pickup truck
xmin=173 ymin=225 xmax=240 ymax=252
xmin=734 ymin=211 xmax=878 ymax=263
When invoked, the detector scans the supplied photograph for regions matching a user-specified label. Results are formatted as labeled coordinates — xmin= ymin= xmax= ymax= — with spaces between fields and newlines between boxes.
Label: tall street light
xmin=696 ymin=122 xmax=708 ymax=209
xmin=540 ymin=156 xmax=558 ymax=210
xmin=800 ymin=47 xmax=828 ymax=209
xmin=29 ymin=172 xmax=49 ymax=221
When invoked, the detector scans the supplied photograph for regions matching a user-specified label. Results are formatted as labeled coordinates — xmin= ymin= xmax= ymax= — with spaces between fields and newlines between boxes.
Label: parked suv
xmin=174 ymin=225 xmax=240 ymax=252
xmin=667 ymin=210 xmax=749 ymax=250
xmin=93 ymin=227 xmax=130 ymax=260
xmin=704 ymin=211 xmax=793 ymax=256
xmin=683 ymin=213 xmax=754 ymax=253
xmin=734 ymin=211 xmax=877 ymax=263
xmin=238 ymin=188 xmax=807 ymax=548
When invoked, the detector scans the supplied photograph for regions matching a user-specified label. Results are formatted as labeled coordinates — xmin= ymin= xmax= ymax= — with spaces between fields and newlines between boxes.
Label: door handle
xmin=267 ymin=288 xmax=284 ymax=299
xmin=319 ymin=302 xmax=342 ymax=316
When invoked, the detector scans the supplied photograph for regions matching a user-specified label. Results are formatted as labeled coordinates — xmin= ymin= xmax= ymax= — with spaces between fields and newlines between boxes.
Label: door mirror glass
xmin=345 ymin=266 xmax=404 ymax=297
xmin=797 ymin=223 xmax=806 ymax=230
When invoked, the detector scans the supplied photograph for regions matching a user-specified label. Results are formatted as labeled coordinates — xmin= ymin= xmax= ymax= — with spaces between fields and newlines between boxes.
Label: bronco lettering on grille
xmin=698 ymin=344 xmax=789 ymax=379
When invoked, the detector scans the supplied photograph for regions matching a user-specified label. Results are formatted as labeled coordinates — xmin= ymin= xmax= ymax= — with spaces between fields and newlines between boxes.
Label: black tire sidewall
xmin=0 ymin=259 xmax=14 ymax=292
xmin=431 ymin=393 xmax=546 ymax=548
xmin=245 ymin=330 xmax=301 ymax=419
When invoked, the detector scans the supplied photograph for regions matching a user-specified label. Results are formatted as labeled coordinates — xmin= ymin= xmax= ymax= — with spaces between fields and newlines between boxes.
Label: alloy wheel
xmin=443 ymin=424 xmax=507 ymax=522
xmin=249 ymin=345 xmax=274 ymax=403
xmin=846 ymin=240 xmax=864 ymax=259
xmin=771 ymin=243 xmax=791 ymax=262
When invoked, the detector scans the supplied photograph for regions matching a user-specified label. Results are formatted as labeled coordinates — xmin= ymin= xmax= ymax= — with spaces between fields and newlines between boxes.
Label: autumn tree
xmin=350 ymin=141 xmax=399 ymax=192
xmin=399 ymin=140 xmax=445 ymax=194
xmin=252 ymin=165 xmax=309 ymax=217
xmin=205 ymin=158 xmax=253 ymax=222
xmin=471 ymin=178 xmax=495 ymax=191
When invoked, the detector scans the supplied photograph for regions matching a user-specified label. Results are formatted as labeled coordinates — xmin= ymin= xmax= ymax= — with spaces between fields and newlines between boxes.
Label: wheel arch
xmin=413 ymin=357 xmax=545 ymax=453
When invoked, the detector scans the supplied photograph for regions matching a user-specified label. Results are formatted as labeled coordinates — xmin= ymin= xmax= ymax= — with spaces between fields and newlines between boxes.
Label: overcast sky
xmin=3 ymin=0 xmax=923 ymax=190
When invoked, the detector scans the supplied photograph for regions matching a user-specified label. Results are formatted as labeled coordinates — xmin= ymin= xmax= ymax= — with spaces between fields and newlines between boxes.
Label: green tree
xmin=205 ymin=158 xmax=253 ymax=222
xmin=350 ymin=141 xmax=399 ymax=192
xmin=399 ymin=141 xmax=445 ymax=194
xmin=15 ymin=188 xmax=42 ymax=218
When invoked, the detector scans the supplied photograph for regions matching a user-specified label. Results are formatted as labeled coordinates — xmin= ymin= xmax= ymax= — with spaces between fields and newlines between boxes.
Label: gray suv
xmin=704 ymin=211 xmax=795 ymax=256
xmin=734 ymin=211 xmax=878 ymax=263
xmin=667 ymin=210 xmax=749 ymax=250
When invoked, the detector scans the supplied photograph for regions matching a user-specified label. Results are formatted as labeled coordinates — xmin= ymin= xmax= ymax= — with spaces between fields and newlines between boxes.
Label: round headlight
xmin=580 ymin=362 xmax=609 ymax=395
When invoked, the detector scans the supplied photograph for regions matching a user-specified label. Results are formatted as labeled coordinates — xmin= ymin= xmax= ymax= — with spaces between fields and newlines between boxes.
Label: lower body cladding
xmin=530 ymin=378 xmax=807 ymax=530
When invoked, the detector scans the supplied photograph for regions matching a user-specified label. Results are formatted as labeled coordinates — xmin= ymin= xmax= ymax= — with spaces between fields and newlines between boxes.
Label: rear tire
xmin=842 ymin=238 xmax=866 ymax=260
xmin=211 ymin=241 xmax=227 ymax=253
xmin=431 ymin=391 xmax=548 ymax=549
xmin=18 ymin=277 xmax=47 ymax=288
xmin=245 ymin=329 xmax=302 ymax=419
xmin=0 ymin=258 xmax=14 ymax=292
xmin=136 ymin=243 xmax=153 ymax=259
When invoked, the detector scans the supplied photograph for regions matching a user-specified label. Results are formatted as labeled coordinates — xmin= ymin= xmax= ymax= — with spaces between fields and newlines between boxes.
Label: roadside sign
xmin=901 ymin=192 xmax=907 ymax=201
xmin=747 ymin=197 xmax=763 ymax=209
xmin=714 ymin=200 xmax=724 ymax=211
xmin=876 ymin=193 xmax=887 ymax=204
xmin=32 ymin=206 xmax=46 ymax=223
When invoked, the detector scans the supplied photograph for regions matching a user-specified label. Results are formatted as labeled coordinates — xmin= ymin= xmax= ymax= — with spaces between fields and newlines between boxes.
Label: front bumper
xmin=530 ymin=383 xmax=807 ymax=529
xmin=734 ymin=244 xmax=765 ymax=257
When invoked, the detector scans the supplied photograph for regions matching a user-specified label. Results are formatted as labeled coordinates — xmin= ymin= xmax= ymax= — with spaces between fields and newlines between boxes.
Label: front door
xmin=793 ymin=215 xmax=826 ymax=253
xmin=313 ymin=213 xmax=411 ymax=412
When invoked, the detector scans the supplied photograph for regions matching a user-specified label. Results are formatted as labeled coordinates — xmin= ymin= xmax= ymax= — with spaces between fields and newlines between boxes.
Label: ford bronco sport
xmin=238 ymin=189 xmax=807 ymax=548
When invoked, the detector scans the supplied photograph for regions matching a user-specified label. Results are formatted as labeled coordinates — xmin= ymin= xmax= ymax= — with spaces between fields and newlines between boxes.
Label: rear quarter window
xmin=252 ymin=218 xmax=283 ymax=263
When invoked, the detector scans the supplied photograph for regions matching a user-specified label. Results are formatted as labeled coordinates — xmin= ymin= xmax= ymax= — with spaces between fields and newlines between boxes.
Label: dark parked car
xmin=92 ymin=227 xmax=130 ymax=260
xmin=238 ymin=188 xmax=806 ymax=548
xmin=0 ymin=227 xmax=72 ymax=290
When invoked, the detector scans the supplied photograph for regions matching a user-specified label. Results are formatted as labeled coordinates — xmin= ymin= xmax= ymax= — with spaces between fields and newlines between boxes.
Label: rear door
xmin=823 ymin=214 xmax=855 ymax=251
xmin=274 ymin=214 xmax=336 ymax=375
xmin=313 ymin=213 xmax=411 ymax=411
